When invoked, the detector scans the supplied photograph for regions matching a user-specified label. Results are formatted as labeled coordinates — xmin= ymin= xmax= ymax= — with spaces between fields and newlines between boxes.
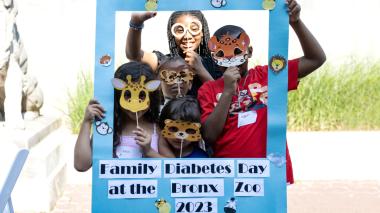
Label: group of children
xmin=74 ymin=59 xmax=205 ymax=171
xmin=74 ymin=0 xmax=326 ymax=184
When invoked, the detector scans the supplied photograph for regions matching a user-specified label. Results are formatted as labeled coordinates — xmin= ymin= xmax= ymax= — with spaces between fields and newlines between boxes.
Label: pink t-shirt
xmin=115 ymin=124 xmax=159 ymax=158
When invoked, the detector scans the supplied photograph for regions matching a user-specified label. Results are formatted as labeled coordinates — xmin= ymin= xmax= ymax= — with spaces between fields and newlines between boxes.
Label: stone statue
xmin=0 ymin=0 xmax=43 ymax=125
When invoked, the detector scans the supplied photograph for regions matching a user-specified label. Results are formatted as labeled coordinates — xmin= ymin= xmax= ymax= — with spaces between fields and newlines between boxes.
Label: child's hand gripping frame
xmin=93 ymin=0 xmax=289 ymax=212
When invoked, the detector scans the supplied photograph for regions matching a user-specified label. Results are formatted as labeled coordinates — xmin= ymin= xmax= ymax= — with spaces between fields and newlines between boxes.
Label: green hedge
xmin=66 ymin=60 xmax=380 ymax=133
xmin=288 ymin=59 xmax=380 ymax=131
xmin=67 ymin=71 xmax=93 ymax=134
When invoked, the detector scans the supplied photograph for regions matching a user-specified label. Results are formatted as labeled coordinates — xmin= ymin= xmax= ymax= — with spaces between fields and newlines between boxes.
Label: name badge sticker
xmin=238 ymin=110 xmax=257 ymax=128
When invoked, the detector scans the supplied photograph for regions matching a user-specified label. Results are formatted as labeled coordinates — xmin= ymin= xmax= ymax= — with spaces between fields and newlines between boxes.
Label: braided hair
xmin=167 ymin=10 xmax=212 ymax=60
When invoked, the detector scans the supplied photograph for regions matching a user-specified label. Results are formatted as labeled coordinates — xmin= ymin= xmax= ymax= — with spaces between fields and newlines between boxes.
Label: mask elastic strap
xmin=177 ymin=82 xmax=182 ymax=98
xmin=136 ymin=112 xmax=139 ymax=128
xmin=237 ymin=87 xmax=241 ymax=108
xmin=180 ymin=139 xmax=184 ymax=158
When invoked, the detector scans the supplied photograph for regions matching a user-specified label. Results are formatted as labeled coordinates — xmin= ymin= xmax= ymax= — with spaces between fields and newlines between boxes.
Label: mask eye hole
xmin=234 ymin=48 xmax=243 ymax=55
xmin=168 ymin=126 xmax=179 ymax=132
xmin=185 ymin=128 xmax=196 ymax=134
xmin=188 ymin=20 xmax=203 ymax=35
xmin=189 ymin=22 xmax=200 ymax=32
xmin=168 ymin=74 xmax=176 ymax=80
xmin=174 ymin=26 xmax=184 ymax=34
xmin=180 ymin=71 xmax=188 ymax=78
xmin=215 ymin=50 xmax=224 ymax=57
xmin=124 ymin=90 xmax=131 ymax=99
xmin=171 ymin=23 xmax=186 ymax=38
xmin=166 ymin=71 xmax=178 ymax=81
xmin=139 ymin=91 xmax=146 ymax=101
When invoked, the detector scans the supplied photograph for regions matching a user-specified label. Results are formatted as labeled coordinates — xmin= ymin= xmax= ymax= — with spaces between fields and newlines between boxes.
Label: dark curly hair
xmin=158 ymin=96 xmax=201 ymax=130
xmin=213 ymin=25 xmax=246 ymax=39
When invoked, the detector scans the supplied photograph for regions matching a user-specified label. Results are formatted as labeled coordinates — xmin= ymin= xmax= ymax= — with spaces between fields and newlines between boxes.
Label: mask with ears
xmin=159 ymin=68 xmax=194 ymax=85
xmin=112 ymin=75 xmax=160 ymax=112
xmin=161 ymin=119 xmax=201 ymax=142
xmin=208 ymin=31 xmax=252 ymax=67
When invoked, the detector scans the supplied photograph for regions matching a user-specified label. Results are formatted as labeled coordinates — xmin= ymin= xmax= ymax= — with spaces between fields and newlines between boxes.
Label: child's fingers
xmin=185 ymin=55 xmax=193 ymax=63
xmin=291 ymin=4 xmax=301 ymax=14
xmin=288 ymin=0 xmax=297 ymax=10
xmin=186 ymin=50 xmax=198 ymax=57
xmin=135 ymin=126 xmax=147 ymax=133
xmin=185 ymin=51 xmax=198 ymax=59
xmin=135 ymin=140 xmax=145 ymax=146
xmin=89 ymin=99 xmax=99 ymax=105
xmin=91 ymin=108 xmax=105 ymax=119
xmin=185 ymin=54 xmax=194 ymax=63
xmin=133 ymin=128 xmax=147 ymax=137
xmin=135 ymin=142 xmax=145 ymax=148
xmin=132 ymin=130 xmax=143 ymax=137
xmin=145 ymin=12 xmax=157 ymax=19
xmin=90 ymin=106 xmax=105 ymax=116
xmin=233 ymin=73 xmax=241 ymax=81
xmin=92 ymin=104 xmax=106 ymax=113
xmin=227 ymin=67 xmax=240 ymax=76
xmin=134 ymin=136 xmax=146 ymax=142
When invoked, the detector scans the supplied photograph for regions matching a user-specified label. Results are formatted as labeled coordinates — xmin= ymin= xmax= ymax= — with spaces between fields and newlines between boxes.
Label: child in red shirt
xmin=198 ymin=0 xmax=326 ymax=184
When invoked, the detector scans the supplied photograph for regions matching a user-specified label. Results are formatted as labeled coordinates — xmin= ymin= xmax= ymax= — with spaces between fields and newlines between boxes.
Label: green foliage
xmin=67 ymin=71 xmax=93 ymax=134
xmin=288 ymin=59 xmax=380 ymax=131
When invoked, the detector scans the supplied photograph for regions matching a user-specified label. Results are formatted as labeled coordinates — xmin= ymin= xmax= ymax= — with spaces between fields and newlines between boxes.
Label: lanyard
xmin=237 ymin=70 xmax=250 ymax=108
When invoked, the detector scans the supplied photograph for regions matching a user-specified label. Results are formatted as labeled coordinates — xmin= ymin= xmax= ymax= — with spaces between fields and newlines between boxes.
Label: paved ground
xmin=288 ymin=181 xmax=380 ymax=213
xmin=50 ymin=180 xmax=380 ymax=213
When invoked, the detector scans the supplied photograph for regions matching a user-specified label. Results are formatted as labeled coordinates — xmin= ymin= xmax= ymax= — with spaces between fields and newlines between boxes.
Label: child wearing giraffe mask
xmin=74 ymin=62 xmax=175 ymax=172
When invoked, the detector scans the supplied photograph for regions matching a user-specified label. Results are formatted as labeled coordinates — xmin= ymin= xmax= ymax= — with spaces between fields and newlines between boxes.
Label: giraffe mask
xmin=112 ymin=75 xmax=160 ymax=112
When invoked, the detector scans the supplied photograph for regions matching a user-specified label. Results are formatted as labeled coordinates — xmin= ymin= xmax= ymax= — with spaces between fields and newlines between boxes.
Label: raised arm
xmin=201 ymin=67 xmax=240 ymax=144
xmin=74 ymin=99 xmax=105 ymax=172
xmin=287 ymin=0 xmax=326 ymax=78
xmin=125 ymin=12 xmax=160 ymax=72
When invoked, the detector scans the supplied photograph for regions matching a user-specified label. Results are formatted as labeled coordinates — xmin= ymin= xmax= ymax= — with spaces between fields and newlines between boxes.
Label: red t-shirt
xmin=198 ymin=59 xmax=299 ymax=184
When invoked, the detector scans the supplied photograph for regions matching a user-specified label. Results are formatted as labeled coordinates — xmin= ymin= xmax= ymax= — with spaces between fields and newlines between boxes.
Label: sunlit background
xmin=13 ymin=0 xmax=380 ymax=116
xmin=1 ymin=0 xmax=380 ymax=212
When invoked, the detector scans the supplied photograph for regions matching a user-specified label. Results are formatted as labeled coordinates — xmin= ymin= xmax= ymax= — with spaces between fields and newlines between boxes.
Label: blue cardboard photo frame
xmin=93 ymin=0 xmax=289 ymax=212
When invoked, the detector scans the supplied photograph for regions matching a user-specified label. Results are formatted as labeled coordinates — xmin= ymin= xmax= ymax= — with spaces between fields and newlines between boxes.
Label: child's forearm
xmin=125 ymin=26 xmax=144 ymax=61
xmin=291 ymin=19 xmax=326 ymax=78
xmin=74 ymin=121 xmax=93 ymax=172
xmin=202 ymin=91 xmax=234 ymax=144
xmin=197 ymin=66 xmax=214 ymax=82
